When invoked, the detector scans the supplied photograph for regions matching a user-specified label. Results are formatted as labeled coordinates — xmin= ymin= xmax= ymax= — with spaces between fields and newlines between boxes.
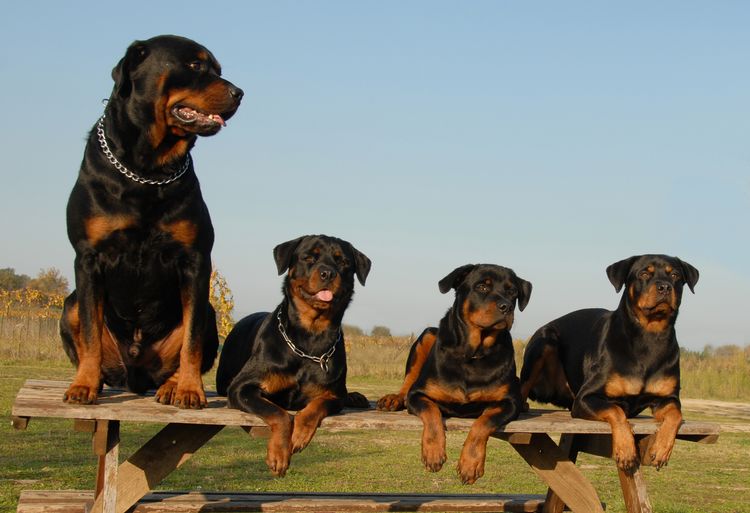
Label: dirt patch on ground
xmin=682 ymin=398 xmax=750 ymax=432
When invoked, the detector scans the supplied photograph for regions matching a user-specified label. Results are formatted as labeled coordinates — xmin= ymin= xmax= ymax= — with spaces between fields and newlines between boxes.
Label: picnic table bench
xmin=12 ymin=379 xmax=720 ymax=513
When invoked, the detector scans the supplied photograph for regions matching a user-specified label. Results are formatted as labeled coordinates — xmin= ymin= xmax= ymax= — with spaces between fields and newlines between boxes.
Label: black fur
xmin=60 ymin=35 xmax=242 ymax=408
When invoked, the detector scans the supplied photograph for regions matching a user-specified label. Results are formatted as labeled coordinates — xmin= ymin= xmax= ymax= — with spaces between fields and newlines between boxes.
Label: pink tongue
xmin=209 ymin=113 xmax=226 ymax=126
xmin=315 ymin=290 xmax=333 ymax=302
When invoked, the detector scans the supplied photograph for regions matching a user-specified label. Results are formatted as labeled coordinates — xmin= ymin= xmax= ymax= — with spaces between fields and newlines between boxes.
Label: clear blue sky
xmin=1 ymin=2 xmax=748 ymax=349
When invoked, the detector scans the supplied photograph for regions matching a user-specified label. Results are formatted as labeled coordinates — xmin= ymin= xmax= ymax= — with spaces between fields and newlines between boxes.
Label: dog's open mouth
xmin=171 ymin=105 xmax=226 ymax=131
xmin=296 ymin=286 xmax=335 ymax=306
xmin=313 ymin=289 xmax=334 ymax=302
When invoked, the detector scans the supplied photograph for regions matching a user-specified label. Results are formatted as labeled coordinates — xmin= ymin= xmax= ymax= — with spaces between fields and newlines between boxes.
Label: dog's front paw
xmin=421 ymin=440 xmax=447 ymax=472
xmin=613 ymin=438 xmax=639 ymax=473
xmin=155 ymin=380 xmax=177 ymax=405
xmin=376 ymin=393 xmax=405 ymax=411
xmin=63 ymin=383 xmax=98 ymax=404
xmin=173 ymin=386 xmax=208 ymax=409
xmin=267 ymin=431 xmax=292 ymax=477
xmin=291 ymin=419 xmax=317 ymax=454
xmin=643 ymin=431 xmax=676 ymax=470
xmin=457 ymin=454 xmax=485 ymax=485
xmin=345 ymin=391 xmax=370 ymax=409
xmin=457 ymin=440 xmax=487 ymax=484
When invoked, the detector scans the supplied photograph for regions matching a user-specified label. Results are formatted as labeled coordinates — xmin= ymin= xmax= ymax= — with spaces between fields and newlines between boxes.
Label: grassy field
xmin=2 ymin=362 xmax=750 ymax=513
xmin=2 ymin=334 xmax=750 ymax=513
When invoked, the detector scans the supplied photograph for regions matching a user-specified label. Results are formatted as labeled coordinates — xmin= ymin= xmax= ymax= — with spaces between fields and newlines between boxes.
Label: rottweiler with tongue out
xmin=216 ymin=234 xmax=371 ymax=477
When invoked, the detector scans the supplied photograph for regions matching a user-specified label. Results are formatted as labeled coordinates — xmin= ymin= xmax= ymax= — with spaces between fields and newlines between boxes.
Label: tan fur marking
xmin=645 ymin=376 xmax=678 ymax=397
xmin=467 ymin=384 xmax=510 ymax=403
xmin=65 ymin=301 xmax=80 ymax=333
xmin=173 ymin=289 xmax=205 ymax=405
xmin=261 ymin=373 xmax=296 ymax=395
xmin=399 ymin=332 xmax=436 ymax=396
xmin=604 ymin=373 xmax=643 ymax=397
xmin=461 ymin=300 xmax=508 ymax=352
xmin=633 ymin=283 xmax=676 ymax=333
xmin=150 ymin=72 xmax=170 ymax=150
xmin=84 ymin=215 xmax=135 ymax=246
xmin=160 ymin=219 xmax=198 ymax=246
xmin=146 ymin=324 xmax=185 ymax=368
xmin=301 ymin=383 xmax=337 ymax=401
xmin=424 ymin=380 xmax=466 ymax=404
xmin=424 ymin=380 xmax=510 ymax=405
xmin=377 ymin=331 xmax=436 ymax=411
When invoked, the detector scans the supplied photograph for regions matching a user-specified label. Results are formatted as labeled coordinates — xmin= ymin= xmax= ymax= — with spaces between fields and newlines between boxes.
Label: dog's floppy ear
xmin=111 ymin=40 xmax=149 ymax=98
xmin=273 ymin=236 xmax=306 ymax=275
xmin=348 ymin=244 xmax=371 ymax=286
xmin=606 ymin=256 xmax=639 ymax=293
xmin=438 ymin=264 xmax=477 ymax=294
xmin=515 ymin=276 xmax=533 ymax=312
xmin=677 ymin=258 xmax=700 ymax=293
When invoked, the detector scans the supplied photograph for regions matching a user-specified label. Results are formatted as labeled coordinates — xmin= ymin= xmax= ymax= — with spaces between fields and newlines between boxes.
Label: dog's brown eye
xmin=670 ymin=271 xmax=681 ymax=280
xmin=639 ymin=271 xmax=650 ymax=280
xmin=475 ymin=283 xmax=489 ymax=293
xmin=188 ymin=61 xmax=205 ymax=72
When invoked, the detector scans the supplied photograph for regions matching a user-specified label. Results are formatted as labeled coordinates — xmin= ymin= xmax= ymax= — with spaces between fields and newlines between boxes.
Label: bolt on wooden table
xmin=12 ymin=379 xmax=720 ymax=513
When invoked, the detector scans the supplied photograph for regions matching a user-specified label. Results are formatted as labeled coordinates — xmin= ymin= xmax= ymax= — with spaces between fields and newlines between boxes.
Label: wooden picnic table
xmin=12 ymin=379 xmax=720 ymax=513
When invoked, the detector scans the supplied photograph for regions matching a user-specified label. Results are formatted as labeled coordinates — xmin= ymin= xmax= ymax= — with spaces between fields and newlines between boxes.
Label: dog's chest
xmin=604 ymin=373 xmax=678 ymax=398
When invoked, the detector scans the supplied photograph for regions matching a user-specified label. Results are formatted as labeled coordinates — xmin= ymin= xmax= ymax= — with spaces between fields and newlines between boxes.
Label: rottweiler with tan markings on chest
xmin=216 ymin=234 xmax=371 ymax=477
xmin=378 ymin=264 xmax=531 ymax=484
xmin=60 ymin=35 xmax=242 ymax=409
xmin=519 ymin=254 xmax=699 ymax=473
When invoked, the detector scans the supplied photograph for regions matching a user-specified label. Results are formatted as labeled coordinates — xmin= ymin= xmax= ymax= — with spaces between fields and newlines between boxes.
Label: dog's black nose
xmin=229 ymin=85 xmax=244 ymax=101
xmin=656 ymin=281 xmax=672 ymax=295
xmin=319 ymin=267 xmax=337 ymax=282
xmin=497 ymin=301 xmax=511 ymax=313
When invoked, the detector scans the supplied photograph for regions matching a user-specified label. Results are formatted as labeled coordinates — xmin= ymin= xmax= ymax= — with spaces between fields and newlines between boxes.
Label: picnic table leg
xmin=88 ymin=422 xmax=223 ymax=513
xmin=542 ymin=433 xmax=579 ymax=513
xmin=92 ymin=420 xmax=120 ymax=513
xmin=618 ymin=465 xmax=652 ymax=513
xmin=511 ymin=433 xmax=604 ymax=513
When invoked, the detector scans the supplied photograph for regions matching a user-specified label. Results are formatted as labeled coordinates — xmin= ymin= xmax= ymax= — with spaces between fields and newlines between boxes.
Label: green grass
xmin=2 ymin=361 xmax=749 ymax=513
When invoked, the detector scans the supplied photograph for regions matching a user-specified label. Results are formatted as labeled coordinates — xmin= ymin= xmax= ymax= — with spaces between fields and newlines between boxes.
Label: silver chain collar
xmin=276 ymin=310 xmax=339 ymax=373
xmin=96 ymin=115 xmax=191 ymax=186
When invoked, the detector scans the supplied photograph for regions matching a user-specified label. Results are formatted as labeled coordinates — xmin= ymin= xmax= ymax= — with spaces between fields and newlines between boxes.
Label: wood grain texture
xmin=12 ymin=380 xmax=721 ymax=437
xmin=511 ymin=434 xmax=605 ymax=513
xmin=19 ymin=490 xmax=549 ymax=513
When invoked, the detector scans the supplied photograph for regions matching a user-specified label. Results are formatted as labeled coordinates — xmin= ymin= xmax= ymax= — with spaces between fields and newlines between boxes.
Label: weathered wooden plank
xmin=88 ymin=423 xmax=223 ymax=513
xmin=511 ymin=433 xmax=604 ymax=513
xmin=11 ymin=380 xmax=722 ymax=437
xmin=18 ymin=490 xmax=548 ymax=513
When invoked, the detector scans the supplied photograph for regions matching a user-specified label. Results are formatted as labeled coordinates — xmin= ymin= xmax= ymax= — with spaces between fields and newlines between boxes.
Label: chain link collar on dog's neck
xmin=96 ymin=115 xmax=190 ymax=186
xmin=276 ymin=310 xmax=339 ymax=373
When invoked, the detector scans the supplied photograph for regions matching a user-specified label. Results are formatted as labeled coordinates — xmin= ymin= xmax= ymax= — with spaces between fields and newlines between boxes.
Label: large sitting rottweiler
xmin=216 ymin=234 xmax=371 ymax=477
xmin=519 ymin=254 xmax=699 ymax=472
xmin=377 ymin=264 xmax=531 ymax=484
xmin=60 ymin=35 xmax=243 ymax=408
